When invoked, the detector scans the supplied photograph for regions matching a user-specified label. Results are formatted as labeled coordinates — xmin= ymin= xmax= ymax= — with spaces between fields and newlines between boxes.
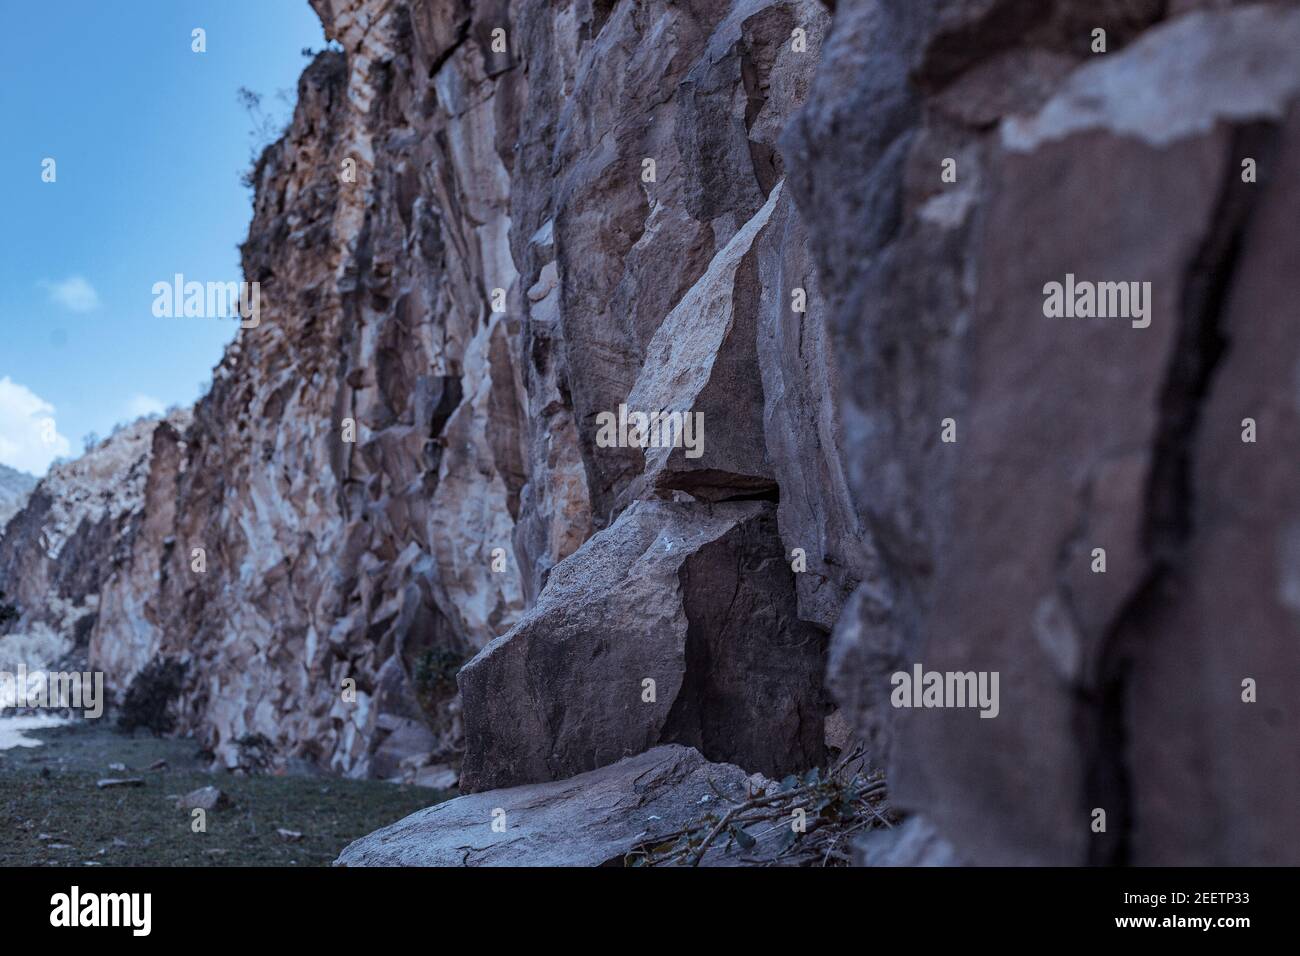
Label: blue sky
xmin=0 ymin=1 xmax=325 ymax=475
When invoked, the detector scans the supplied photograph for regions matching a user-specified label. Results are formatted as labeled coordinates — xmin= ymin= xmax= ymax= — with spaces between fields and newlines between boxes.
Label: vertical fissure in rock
xmin=1082 ymin=121 xmax=1279 ymax=866
xmin=427 ymin=16 xmax=472 ymax=80
xmin=1144 ymin=122 xmax=1277 ymax=558
xmin=589 ymin=0 xmax=617 ymax=44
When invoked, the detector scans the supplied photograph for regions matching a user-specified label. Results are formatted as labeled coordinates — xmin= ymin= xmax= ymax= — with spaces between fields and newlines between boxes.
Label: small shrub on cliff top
xmin=118 ymin=657 xmax=185 ymax=736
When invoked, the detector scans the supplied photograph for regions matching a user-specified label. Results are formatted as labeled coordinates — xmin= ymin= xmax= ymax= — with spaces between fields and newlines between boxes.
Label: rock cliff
xmin=0 ymin=417 xmax=187 ymax=653
xmin=0 ymin=465 xmax=36 ymax=537
xmin=3 ymin=0 xmax=1297 ymax=866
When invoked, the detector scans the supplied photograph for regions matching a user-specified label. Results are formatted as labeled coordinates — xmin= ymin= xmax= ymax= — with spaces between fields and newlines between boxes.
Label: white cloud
xmin=38 ymin=276 xmax=100 ymax=313
xmin=124 ymin=393 xmax=166 ymax=420
xmin=0 ymin=377 xmax=72 ymax=475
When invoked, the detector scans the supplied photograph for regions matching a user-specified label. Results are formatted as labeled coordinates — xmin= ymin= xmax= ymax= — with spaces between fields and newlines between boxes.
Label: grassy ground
xmin=0 ymin=722 xmax=452 ymax=867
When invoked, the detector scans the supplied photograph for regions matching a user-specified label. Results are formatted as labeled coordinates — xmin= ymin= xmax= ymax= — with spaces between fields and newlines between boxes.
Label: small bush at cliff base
xmin=233 ymin=732 xmax=275 ymax=774
xmin=118 ymin=657 xmax=185 ymax=735
xmin=412 ymin=646 xmax=467 ymax=712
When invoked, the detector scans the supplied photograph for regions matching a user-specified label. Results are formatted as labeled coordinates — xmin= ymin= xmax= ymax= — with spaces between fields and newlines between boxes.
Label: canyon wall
xmin=3 ymin=0 xmax=1297 ymax=865
xmin=0 ymin=416 xmax=188 ymax=658
xmin=3 ymin=0 xmax=858 ymax=786
xmin=0 ymin=465 xmax=36 ymax=536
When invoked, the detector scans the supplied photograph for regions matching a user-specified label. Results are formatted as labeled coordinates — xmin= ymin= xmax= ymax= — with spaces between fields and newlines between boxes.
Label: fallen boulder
xmin=457 ymin=500 xmax=827 ymax=792
xmin=335 ymin=745 xmax=762 ymax=867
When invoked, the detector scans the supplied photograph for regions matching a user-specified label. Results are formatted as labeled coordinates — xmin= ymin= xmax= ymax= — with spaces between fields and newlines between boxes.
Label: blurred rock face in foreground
xmin=3 ymin=0 xmax=1297 ymax=866
xmin=786 ymin=0 xmax=1300 ymax=864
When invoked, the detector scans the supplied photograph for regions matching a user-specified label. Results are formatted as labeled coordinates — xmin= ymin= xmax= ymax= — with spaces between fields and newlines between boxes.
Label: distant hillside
xmin=0 ymin=464 xmax=37 ymax=535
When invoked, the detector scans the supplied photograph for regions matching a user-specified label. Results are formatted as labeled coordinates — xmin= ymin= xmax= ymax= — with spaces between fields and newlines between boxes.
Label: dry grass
xmin=0 ymin=721 xmax=451 ymax=867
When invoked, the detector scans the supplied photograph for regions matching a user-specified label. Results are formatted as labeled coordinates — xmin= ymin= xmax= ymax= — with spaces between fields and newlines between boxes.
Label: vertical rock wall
xmin=54 ymin=0 xmax=856 ymax=786
xmin=786 ymin=0 xmax=1300 ymax=864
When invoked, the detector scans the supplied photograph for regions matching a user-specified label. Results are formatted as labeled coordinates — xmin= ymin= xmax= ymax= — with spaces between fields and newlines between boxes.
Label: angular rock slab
xmin=458 ymin=499 xmax=826 ymax=792
xmin=335 ymin=745 xmax=758 ymax=867
xmin=622 ymin=184 xmax=783 ymax=503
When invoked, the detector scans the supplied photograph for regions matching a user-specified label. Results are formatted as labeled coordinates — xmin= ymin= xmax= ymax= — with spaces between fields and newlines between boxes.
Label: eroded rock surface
xmin=787 ymin=0 xmax=1300 ymax=864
